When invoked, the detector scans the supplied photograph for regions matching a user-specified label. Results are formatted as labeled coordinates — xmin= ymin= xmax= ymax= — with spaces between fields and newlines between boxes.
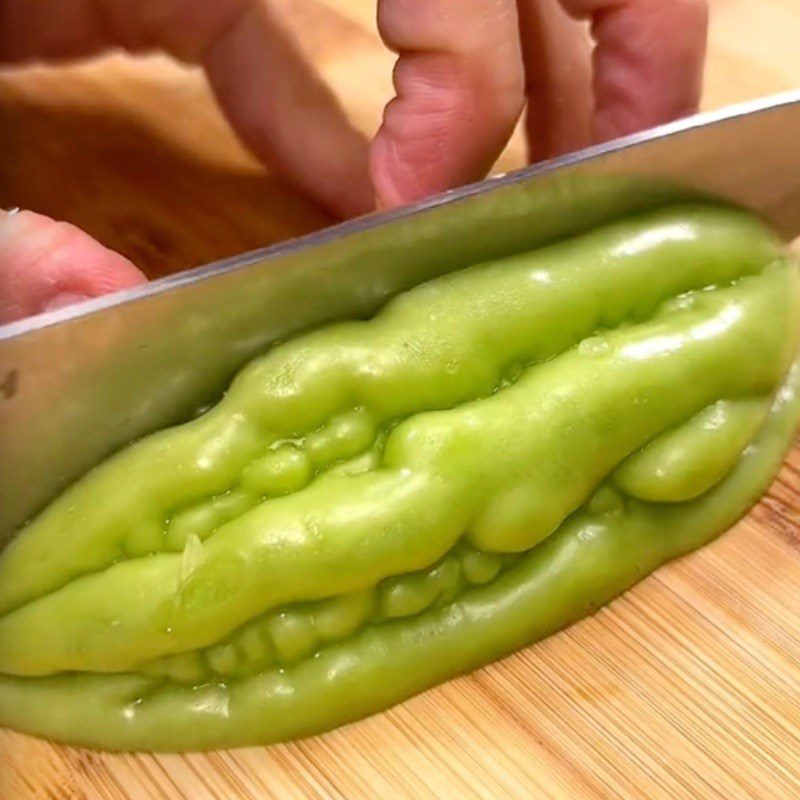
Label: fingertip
xmin=41 ymin=292 xmax=92 ymax=313
xmin=369 ymin=129 xmax=412 ymax=210
xmin=369 ymin=56 xmax=523 ymax=210
xmin=370 ymin=0 xmax=524 ymax=210
xmin=587 ymin=0 xmax=707 ymax=143
xmin=0 ymin=210 xmax=147 ymax=323
xmin=202 ymin=1 xmax=373 ymax=220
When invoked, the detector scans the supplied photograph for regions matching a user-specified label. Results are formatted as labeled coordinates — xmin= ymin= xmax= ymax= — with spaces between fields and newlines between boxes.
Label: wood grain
xmin=2 ymin=1 xmax=800 ymax=798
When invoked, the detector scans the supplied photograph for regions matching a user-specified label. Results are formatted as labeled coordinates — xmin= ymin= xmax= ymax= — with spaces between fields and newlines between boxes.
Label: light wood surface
xmin=2 ymin=2 xmax=800 ymax=798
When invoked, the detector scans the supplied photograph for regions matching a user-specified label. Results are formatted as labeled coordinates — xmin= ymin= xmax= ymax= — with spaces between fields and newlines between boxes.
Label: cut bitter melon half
xmin=0 ymin=203 xmax=798 ymax=751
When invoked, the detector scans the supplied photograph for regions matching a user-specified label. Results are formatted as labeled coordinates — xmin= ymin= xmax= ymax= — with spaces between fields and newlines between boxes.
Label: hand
xmin=0 ymin=0 xmax=707 ymax=322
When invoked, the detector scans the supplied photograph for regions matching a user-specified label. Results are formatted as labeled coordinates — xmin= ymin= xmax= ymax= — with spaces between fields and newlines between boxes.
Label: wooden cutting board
xmin=2 ymin=2 xmax=800 ymax=797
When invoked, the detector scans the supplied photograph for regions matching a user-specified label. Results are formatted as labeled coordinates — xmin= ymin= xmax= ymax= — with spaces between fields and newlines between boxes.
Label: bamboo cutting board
xmin=2 ymin=1 xmax=800 ymax=797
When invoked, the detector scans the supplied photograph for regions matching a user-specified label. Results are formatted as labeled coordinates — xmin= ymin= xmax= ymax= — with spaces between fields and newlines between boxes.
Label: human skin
xmin=0 ymin=0 xmax=707 ymax=321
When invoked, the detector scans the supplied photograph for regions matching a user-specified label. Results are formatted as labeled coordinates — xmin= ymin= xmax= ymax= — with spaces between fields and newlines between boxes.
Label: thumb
xmin=0 ymin=210 xmax=147 ymax=323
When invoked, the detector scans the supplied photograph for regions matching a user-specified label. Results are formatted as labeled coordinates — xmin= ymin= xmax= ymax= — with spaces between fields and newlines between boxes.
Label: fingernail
xmin=0 ymin=207 xmax=21 ymax=233
xmin=42 ymin=292 xmax=90 ymax=313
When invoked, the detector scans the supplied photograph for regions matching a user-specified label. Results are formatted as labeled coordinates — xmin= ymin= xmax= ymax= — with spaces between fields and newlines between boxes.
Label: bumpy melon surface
xmin=1 ymin=204 xmax=798 ymax=751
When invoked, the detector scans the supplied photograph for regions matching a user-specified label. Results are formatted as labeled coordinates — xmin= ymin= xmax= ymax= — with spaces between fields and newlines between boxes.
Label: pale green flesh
xmin=0 ymin=357 xmax=797 ymax=752
xmin=0 ymin=203 xmax=799 ymax=752
xmin=2 ymin=261 xmax=797 ymax=676
xmin=613 ymin=398 xmax=772 ymax=501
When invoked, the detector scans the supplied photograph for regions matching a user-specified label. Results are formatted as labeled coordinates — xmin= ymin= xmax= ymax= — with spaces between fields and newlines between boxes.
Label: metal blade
xmin=2 ymin=89 xmax=799 ymax=542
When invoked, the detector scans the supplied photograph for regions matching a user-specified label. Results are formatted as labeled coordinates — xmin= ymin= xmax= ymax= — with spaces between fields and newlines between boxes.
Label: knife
xmin=2 ymin=89 xmax=799 ymax=544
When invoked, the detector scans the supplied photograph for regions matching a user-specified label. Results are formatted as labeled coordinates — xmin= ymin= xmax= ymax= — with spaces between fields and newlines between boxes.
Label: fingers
xmin=559 ymin=0 xmax=708 ymax=142
xmin=202 ymin=2 xmax=372 ymax=218
xmin=0 ymin=0 xmax=372 ymax=218
xmin=0 ymin=0 xmax=251 ymax=64
xmin=372 ymin=0 xmax=705 ymax=200
xmin=1 ymin=0 xmax=706 ymax=220
xmin=516 ymin=0 xmax=593 ymax=161
xmin=371 ymin=0 xmax=525 ymax=208
xmin=0 ymin=210 xmax=146 ymax=323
